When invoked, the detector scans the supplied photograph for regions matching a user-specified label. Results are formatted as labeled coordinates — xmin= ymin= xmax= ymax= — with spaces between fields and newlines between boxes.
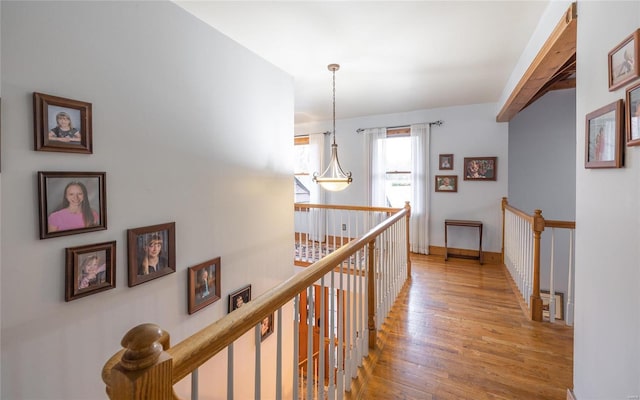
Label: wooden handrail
xmin=544 ymin=220 xmax=576 ymax=230
xmin=295 ymin=203 xmax=402 ymax=214
xmin=104 ymin=205 xmax=410 ymax=395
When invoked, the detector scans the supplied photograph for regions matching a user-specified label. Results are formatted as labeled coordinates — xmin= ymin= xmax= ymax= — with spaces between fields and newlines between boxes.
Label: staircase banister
xmin=544 ymin=219 xmax=576 ymax=229
xmin=295 ymin=202 xmax=402 ymax=213
xmin=166 ymin=206 xmax=410 ymax=384
xmin=503 ymin=201 xmax=536 ymax=224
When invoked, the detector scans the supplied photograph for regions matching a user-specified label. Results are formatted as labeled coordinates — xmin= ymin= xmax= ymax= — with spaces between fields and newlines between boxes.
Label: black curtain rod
xmin=356 ymin=120 xmax=443 ymax=133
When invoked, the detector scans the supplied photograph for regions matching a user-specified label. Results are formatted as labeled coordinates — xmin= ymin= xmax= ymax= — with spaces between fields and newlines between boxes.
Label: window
xmin=383 ymin=128 xmax=412 ymax=208
xmin=294 ymin=136 xmax=311 ymax=203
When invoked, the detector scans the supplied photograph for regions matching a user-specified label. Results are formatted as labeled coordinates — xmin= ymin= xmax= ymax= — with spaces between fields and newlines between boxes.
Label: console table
xmin=444 ymin=219 xmax=483 ymax=264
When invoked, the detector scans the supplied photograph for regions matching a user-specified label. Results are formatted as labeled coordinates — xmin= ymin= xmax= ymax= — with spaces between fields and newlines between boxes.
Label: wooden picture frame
xmin=65 ymin=241 xmax=116 ymax=301
xmin=585 ymin=100 xmax=624 ymax=168
xmin=127 ymin=222 xmax=176 ymax=287
xmin=463 ymin=157 xmax=497 ymax=181
xmin=38 ymin=171 xmax=107 ymax=239
xmin=540 ymin=290 xmax=564 ymax=320
xmin=260 ymin=313 xmax=275 ymax=342
xmin=33 ymin=92 xmax=92 ymax=153
xmin=435 ymin=175 xmax=458 ymax=192
xmin=188 ymin=257 xmax=221 ymax=314
xmin=439 ymin=154 xmax=453 ymax=170
xmin=608 ymin=29 xmax=640 ymax=91
xmin=626 ymin=81 xmax=640 ymax=146
xmin=229 ymin=284 xmax=251 ymax=313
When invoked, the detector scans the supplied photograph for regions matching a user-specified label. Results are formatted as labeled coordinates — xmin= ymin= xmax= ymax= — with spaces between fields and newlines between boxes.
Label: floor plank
xmin=348 ymin=254 xmax=573 ymax=400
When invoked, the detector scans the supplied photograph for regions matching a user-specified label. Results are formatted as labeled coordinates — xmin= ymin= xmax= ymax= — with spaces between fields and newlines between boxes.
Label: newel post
xmin=108 ymin=323 xmax=173 ymax=400
xmin=367 ymin=240 xmax=376 ymax=349
xmin=530 ymin=210 xmax=545 ymax=322
xmin=404 ymin=201 xmax=412 ymax=277
xmin=501 ymin=197 xmax=508 ymax=264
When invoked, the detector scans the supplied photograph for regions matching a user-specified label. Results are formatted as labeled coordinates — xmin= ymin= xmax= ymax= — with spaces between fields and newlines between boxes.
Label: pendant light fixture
xmin=313 ymin=63 xmax=353 ymax=191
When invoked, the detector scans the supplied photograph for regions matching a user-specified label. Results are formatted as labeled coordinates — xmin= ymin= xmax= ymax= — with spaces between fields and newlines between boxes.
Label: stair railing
xmin=501 ymin=197 xmax=575 ymax=323
xmin=102 ymin=203 xmax=411 ymax=400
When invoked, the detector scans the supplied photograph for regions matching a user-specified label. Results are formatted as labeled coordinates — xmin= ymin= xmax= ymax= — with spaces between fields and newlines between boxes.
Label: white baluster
xmin=549 ymin=228 xmax=556 ymax=323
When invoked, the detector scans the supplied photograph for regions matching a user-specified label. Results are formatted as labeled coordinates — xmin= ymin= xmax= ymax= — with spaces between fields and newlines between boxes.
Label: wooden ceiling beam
xmin=496 ymin=3 xmax=577 ymax=122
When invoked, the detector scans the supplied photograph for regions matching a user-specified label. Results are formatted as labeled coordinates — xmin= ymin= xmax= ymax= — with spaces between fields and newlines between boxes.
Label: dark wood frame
xmin=38 ymin=171 xmax=107 ymax=239
xmin=260 ymin=312 xmax=275 ymax=341
xmin=229 ymin=284 xmax=251 ymax=313
xmin=585 ymin=100 xmax=624 ymax=168
xmin=463 ymin=157 xmax=497 ymax=181
xmin=33 ymin=92 xmax=92 ymax=153
xmin=626 ymin=81 xmax=640 ymax=146
xmin=188 ymin=257 xmax=222 ymax=314
xmin=540 ymin=290 xmax=564 ymax=320
xmin=434 ymin=175 xmax=458 ymax=192
xmin=65 ymin=241 xmax=116 ymax=301
xmin=438 ymin=154 xmax=453 ymax=170
xmin=608 ymin=29 xmax=640 ymax=91
xmin=127 ymin=222 xmax=176 ymax=287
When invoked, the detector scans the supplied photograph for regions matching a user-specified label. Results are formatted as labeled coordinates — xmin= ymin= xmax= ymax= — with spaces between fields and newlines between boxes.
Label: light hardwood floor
xmin=347 ymin=253 xmax=573 ymax=400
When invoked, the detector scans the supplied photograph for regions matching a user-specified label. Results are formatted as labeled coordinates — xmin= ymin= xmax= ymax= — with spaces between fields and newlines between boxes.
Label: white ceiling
xmin=175 ymin=1 xmax=549 ymax=124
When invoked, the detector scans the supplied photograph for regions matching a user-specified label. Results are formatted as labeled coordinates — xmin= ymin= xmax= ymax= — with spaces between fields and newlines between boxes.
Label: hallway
xmin=349 ymin=254 xmax=573 ymax=400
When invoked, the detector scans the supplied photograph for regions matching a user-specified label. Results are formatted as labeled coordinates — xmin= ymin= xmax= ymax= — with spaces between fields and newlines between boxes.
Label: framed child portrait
xmin=65 ymin=241 xmax=116 ymax=302
xmin=127 ymin=222 xmax=176 ymax=287
xmin=585 ymin=100 xmax=624 ymax=168
xmin=439 ymin=154 xmax=453 ymax=170
xmin=33 ymin=92 xmax=92 ymax=154
xmin=38 ymin=171 xmax=107 ymax=239
xmin=435 ymin=175 xmax=458 ymax=192
xmin=229 ymin=284 xmax=251 ymax=313
xmin=188 ymin=257 xmax=221 ymax=314
xmin=260 ymin=313 xmax=275 ymax=342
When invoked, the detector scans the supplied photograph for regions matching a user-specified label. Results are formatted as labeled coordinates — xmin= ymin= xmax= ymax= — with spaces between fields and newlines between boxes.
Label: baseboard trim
xmin=428 ymin=245 xmax=502 ymax=264
xmin=567 ymin=389 xmax=576 ymax=400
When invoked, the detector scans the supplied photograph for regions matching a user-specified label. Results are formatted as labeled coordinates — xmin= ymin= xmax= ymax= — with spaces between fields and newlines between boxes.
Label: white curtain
xmin=308 ymin=132 xmax=327 ymax=241
xmin=364 ymin=127 xmax=388 ymax=207
xmin=410 ymin=124 xmax=430 ymax=254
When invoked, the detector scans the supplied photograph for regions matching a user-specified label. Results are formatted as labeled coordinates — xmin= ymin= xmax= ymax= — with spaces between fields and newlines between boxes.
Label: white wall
xmin=0 ymin=2 xmax=294 ymax=399
xmin=574 ymin=2 xmax=640 ymax=399
xmin=296 ymin=103 xmax=508 ymax=253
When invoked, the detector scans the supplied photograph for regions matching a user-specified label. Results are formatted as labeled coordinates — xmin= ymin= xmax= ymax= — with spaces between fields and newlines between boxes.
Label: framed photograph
xmin=229 ymin=284 xmax=251 ymax=313
xmin=438 ymin=154 xmax=453 ymax=170
xmin=260 ymin=313 xmax=275 ymax=342
xmin=188 ymin=257 xmax=221 ymax=314
xmin=540 ymin=290 xmax=564 ymax=320
xmin=33 ymin=92 xmax=92 ymax=153
xmin=608 ymin=29 xmax=640 ymax=91
xmin=38 ymin=171 xmax=107 ymax=239
xmin=463 ymin=157 xmax=497 ymax=181
xmin=435 ymin=175 xmax=458 ymax=192
xmin=65 ymin=241 xmax=116 ymax=301
xmin=127 ymin=222 xmax=176 ymax=287
xmin=626 ymin=81 xmax=640 ymax=146
xmin=585 ymin=100 xmax=624 ymax=168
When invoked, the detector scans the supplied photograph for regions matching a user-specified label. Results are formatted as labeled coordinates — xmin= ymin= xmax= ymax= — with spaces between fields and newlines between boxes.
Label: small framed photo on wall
xmin=38 ymin=171 xmax=107 ymax=239
xmin=435 ymin=175 xmax=457 ymax=192
xmin=585 ymin=100 xmax=624 ymax=168
xmin=33 ymin=92 xmax=92 ymax=154
xmin=626 ymin=81 xmax=640 ymax=146
xmin=229 ymin=285 xmax=251 ymax=313
xmin=127 ymin=222 xmax=176 ymax=287
xmin=608 ymin=29 xmax=640 ymax=91
xmin=439 ymin=154 xmax=453 ymax=170
xmin=188 ymin=257 xmax=221 ymax=314
xmin=260 ymin=313 xmax=275 ymax=341
xmin=65 ymin=241 xmax=116 ymax=301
